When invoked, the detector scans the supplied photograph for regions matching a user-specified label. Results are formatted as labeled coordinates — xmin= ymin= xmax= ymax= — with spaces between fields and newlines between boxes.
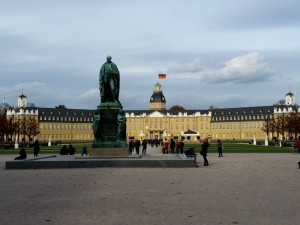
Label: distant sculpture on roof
xmin=99 ymin=55 xmax=120 ymax=103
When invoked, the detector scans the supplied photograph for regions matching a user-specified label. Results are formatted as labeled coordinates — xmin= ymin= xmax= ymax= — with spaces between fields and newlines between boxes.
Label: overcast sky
xmin=1 ymin=0 xmax=300 ymax=110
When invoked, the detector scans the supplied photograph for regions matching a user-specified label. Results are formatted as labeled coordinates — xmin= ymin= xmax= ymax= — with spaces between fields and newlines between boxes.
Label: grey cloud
xmin=166 ymin=58 xmax=204 ymax=74
xmin=202 ymin=52 xmax=276 ymax=84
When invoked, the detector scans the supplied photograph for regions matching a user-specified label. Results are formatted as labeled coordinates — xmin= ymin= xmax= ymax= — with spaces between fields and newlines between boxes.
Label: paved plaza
xmin=0 ymin=146 xmax=300 ymax=225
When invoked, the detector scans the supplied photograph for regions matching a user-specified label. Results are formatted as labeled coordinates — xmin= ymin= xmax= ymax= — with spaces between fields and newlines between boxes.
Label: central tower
xmin=149 ymin=82 xmax=166 ymax=110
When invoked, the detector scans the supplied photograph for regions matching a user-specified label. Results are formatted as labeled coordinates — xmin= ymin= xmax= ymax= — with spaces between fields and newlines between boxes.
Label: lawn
xmin=184 ymin=142 xmax=294 ymax=153
xmin=0 ymin=142 xmax=92 ymax=155
xmin=0 ymin=141 xmax=295 ymax=155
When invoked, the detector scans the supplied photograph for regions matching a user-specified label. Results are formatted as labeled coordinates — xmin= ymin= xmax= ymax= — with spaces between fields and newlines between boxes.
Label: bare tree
xmin=20 ymin=117 xmax=27 ymax=142
xmin=6 ymin=116 xmax=17 ymax=142
xmin=286 ymin=112 xmax=300 ymax=139
xmin=274 ymin=114 xmax=285 ymax=139
xmin=169 ymin=105 xmax=186 ymax=111
xmin=26 ymin=117 xmax=40 ymax=142
xmin=14 ymin=118 xmax=21 ymax=141
xmin=262 ymin=117 xmax=276 ymax=141
xmin=273 ymin=99 xmax=285 ymax=106
xmin=0 ymin=113 xmax=7 ymax=144
xmin=262 ymin=118 xmax=270 ymax=140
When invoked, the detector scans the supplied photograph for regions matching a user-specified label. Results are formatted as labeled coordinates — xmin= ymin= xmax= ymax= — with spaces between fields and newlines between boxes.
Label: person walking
xmin=175 ymin=140 xmax=180 ymax=154
xmin=128 ymin=140 xmax=134 ymax=155
xmin=217 ymin=139 xmax=223 ymax=157
xmin=135 ymin=140 xmax=141 ymax=155
xmin=33 ymin=140 xmax=40 ymax=157
xmin=163 ymin=139 xmax=169 ymax=154
xmin=200 ymin=138 xmax=209 ymax=166
xmin=170 ymin=138 xmax=175 ymax=154
xmin=142 ymin=139 xmax=147 ymax=155
xmin=179 ymin=139 xmax=184 ymax=154
xmin=296 ymin=137 xmax=300 ymax=168
xmin=81 ymin=145 xmax=88 ymax=156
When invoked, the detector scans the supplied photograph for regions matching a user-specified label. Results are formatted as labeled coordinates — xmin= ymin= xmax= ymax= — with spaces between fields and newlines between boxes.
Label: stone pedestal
xmin=89 ymin=148 xmax=128 ymax=157
xmin=92 ymin=102 xmax=128 ymax=156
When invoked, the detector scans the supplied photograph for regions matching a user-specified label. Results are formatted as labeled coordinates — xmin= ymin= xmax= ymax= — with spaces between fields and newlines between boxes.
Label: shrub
xmin=40 ymin=142 xmax=48 ymax=147
xmin=268 ymin=141 xmax=275 ymax=146
xmin=4 ymin=144 xmax=14 ymax=149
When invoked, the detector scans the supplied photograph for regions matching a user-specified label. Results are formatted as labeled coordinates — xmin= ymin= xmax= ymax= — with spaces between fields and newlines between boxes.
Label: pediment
xmin=149 ymin=111 xmax=165 ymax=118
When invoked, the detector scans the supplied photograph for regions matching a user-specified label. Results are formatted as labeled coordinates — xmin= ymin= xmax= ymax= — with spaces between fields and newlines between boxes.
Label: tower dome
xmin=285 ymin=90 xmax=295 ymax=106
xmin=18 ymin=93 xmax=27 ymax=108
xmin=149 ymin=82 xmax=166 ymax=110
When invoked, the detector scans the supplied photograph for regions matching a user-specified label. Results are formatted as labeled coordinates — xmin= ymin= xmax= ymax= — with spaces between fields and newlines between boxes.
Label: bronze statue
xmin=93 ymin=112 xmax=100 ymax=139
xmin=99 ymin=55 xmax=120 ymax=103
xmin=117 ymin=110 xmax=126 ymax=141
xmin=92 ymin=55 xmax=127 ymax=150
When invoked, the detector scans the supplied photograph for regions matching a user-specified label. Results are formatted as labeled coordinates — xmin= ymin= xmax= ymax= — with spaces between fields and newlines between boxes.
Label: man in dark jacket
xmin=33 ymin=140 xmax=40 ymax=157
xmin=170 ymin=138 xmax=175 ymax=154
xmin=201 ymin=138 xmax=209 ymax=166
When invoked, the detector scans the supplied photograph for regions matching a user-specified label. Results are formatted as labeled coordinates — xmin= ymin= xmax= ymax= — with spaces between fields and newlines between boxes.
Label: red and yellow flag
xmin=158 ymin=74 xmax=166 ymax=79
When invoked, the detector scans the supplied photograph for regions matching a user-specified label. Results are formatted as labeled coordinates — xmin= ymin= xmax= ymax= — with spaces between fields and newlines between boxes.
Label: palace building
xmin=5 ymin=84 xmax=299 ymax=142
xmin=124 ymin=84 xmax=298 ymax=141
xmin=6 ymin=93 xmax=95 ymax=142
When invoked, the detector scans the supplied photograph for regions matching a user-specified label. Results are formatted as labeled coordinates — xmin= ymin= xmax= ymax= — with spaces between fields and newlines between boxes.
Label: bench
xmin=185 ymin=154 xmax=197 ymax=163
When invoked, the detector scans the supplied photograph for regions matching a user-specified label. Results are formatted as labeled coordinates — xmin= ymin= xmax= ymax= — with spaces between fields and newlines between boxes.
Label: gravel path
xmin=0 ymin=148 xmax=300 ymax=225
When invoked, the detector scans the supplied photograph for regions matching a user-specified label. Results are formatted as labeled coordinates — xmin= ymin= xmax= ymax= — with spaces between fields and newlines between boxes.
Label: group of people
xmin=13 ymin=136 xmax=225 ymax=168
xmin=61 ymin=144 xmax=88 ymax=156
xmin=200 ymin=138 xmax=224 ymax=166
xmin=128 ymin=139 xmax=148 ymax=155
xmin=127 ymin=137 xmax=225 ymax=167
xmin=162 ymin=138 xmax=185 ymax=154
xmin=60 ymin=144 xmax=76 ymax=155
xmin=14 ymin=141 xmax=89 ymax=160
xmin=14 ymin=139 xmax=40 ymax=160
xmin=128 ymin=138 xmax=186 ymax=155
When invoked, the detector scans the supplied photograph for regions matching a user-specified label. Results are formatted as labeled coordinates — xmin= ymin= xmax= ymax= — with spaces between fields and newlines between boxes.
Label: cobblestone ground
xmin=0 ymin=147 xmax=300 ymax=225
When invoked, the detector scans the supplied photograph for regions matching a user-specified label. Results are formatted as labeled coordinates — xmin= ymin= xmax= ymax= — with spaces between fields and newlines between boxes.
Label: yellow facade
xmin=6 ymin=106 xmax=94 ymax=143
xmin=5 ymin=91 xmax=297 ymax=143
xmin=126 ymin=110 xmax=212 ymax=141
xmin=36 ymin=109 xmax=94 ymax=142
xmin=38 ymin=121 xmax=93 ymax=142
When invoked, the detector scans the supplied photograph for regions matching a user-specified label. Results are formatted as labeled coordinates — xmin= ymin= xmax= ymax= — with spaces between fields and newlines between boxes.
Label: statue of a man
xmin=117 ymin=110 xmax=126 ymax=141
xmin=99 ymin=56 xmax=120 ymax=103
xmin=93 ymin=112 xmax=100 ymax=139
